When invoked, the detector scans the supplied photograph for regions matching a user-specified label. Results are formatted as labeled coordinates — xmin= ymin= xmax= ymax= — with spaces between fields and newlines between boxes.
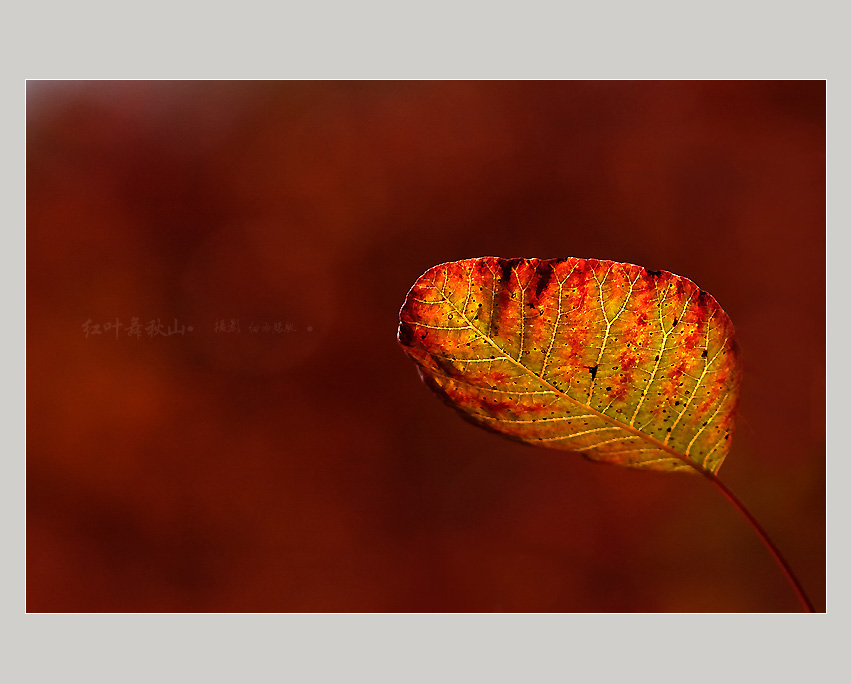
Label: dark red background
xmin=27 ymin=81 xmax=825 ymax=612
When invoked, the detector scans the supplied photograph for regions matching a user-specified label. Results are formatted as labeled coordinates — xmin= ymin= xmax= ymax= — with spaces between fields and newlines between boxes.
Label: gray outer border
xmin=13 ymin=1 xmax=837 ymax=681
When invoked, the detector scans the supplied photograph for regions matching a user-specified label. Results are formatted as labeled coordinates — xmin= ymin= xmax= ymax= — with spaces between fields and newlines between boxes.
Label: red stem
xmin=694 ymin=467 xmax=815 ymax=612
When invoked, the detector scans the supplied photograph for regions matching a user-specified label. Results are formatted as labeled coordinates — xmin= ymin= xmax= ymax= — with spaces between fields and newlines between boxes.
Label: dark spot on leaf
xmin=498 ymin=257 xmax=523 ymax=283
xmin=534 ymin=262 xmax=554 ymax=299
xmin=397 ymin=321 xmax=414 ymax=346
xmin=701 ymin=349 xmax=708 ymax=358
xmin=645 ymin=268 xmax=662 ymax=277
xmin=672 ymin=318 xmax=678 ymax=326
xmin=587 ymin=364 xmax=598 ymax=380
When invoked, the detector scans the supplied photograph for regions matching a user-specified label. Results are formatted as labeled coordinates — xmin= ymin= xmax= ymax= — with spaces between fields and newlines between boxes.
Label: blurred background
xmin=26 ymin=81 xmax=825 ymax=612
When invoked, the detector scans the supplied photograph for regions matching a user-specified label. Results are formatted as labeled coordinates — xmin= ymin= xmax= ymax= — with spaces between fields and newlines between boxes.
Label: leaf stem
xmin=692 ymin=465 xmax=815 ymax=612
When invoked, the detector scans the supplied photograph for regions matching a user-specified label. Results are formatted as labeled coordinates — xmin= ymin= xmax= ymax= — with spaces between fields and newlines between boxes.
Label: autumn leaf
xmin=398 ymin=257 xmax=741 ymax=474
xmin=397 ymin=257 xmax=815 ymax=611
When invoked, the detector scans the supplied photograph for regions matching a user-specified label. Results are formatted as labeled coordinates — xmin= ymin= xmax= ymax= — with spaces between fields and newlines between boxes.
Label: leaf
xmin=397 ymin=257 xmax=741 ymax=474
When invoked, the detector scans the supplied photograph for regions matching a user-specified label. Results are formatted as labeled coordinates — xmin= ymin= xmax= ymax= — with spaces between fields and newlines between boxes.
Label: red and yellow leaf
xmin=398 ymin=257 xmax=741 ymax=474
